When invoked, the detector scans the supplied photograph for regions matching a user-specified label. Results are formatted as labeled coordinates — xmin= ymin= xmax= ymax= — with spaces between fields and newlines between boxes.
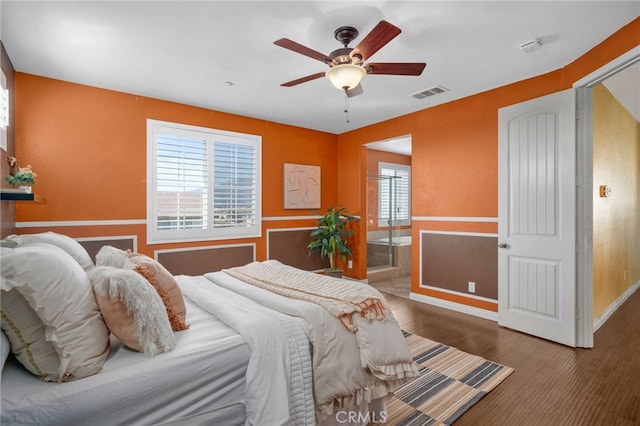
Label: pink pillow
xmin=134 ymin=264 xmax=189 ymax=331
xmin=88 ymin=266 xmax=176 ymax=356
xmin=126 ymin=253 xmax=188 ymax=330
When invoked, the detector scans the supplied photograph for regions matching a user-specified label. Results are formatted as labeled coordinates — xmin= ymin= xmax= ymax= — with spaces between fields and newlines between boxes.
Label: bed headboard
xmin=76 ymin=236 xmax=137 ymax=264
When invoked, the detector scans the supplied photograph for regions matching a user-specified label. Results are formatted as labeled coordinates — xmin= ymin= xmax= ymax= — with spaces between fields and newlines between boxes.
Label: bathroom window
xmin=378 ymin=162 xmax=411 ymax=227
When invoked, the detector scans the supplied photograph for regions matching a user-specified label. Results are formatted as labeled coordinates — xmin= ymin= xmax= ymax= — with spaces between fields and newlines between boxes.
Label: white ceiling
xmin=602 ymin=61 xmax=640 ymax=122
xmin=367 ymin=135 xmax=412 ymax=156
xmin=1 ymin=1 xmax=638 ymax=138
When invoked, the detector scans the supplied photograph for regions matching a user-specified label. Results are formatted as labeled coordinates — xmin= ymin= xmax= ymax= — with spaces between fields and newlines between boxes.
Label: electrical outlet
xmin=348 ymin=260 xmax=353 ymax=269
xmin=468 ymin=281 xmax=476 ymax=293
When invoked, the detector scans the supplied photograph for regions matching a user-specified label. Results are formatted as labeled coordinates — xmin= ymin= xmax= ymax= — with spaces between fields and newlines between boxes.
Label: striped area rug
xmin=384 ymin=331 xmax=514 ymax=425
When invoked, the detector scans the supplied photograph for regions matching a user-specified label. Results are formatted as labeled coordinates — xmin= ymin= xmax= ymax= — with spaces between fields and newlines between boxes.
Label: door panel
xmin=498 ymin=89 xmax=576 ymax=347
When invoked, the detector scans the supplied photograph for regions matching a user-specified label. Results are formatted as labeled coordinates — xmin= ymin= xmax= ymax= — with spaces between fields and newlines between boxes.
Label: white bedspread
xmin=175 ymin=275 xmax=315 ymax=426
xmin=205 ymin=260 xmax=419 ymax=421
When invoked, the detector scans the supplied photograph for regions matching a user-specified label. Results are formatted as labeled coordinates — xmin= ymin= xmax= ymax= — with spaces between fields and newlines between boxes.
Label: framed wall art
xmin=283 ymin=163 xmax=320 ymax=209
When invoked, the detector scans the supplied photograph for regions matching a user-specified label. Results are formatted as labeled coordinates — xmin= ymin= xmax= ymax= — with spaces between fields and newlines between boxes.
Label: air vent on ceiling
xmin=410 ymin=85 xmax=449 ymax=99
xmin=520 ymin=39 xmax=542 ymax=53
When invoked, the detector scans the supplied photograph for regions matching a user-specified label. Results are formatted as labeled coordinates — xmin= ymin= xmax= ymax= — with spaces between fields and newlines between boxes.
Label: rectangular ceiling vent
xmin=410 ymin=85 xmax=449 ymax=100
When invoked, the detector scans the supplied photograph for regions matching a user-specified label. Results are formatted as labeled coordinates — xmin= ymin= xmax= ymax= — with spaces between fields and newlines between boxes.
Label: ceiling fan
xmin=274 ymin=20 xmax=426 ymax=97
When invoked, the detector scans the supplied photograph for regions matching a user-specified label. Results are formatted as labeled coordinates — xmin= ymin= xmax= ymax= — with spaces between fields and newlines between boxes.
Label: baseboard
xmin=593 ymin=279 xmax=640 ymax=332
xmin=409 ymin=292 xmax=498 ymax=322
xmin=410 ymin=279 xmax=640 ymax=331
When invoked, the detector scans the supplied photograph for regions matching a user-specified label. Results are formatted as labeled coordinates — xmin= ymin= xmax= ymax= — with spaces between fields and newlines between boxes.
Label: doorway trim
xmin=573 ymin=46 xmax=640 ymax=348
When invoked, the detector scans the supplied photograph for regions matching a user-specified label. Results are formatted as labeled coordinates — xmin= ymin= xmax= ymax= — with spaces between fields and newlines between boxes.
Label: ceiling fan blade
xmin=366 ymin=62 xmax=426 ymax=76
xmin=274 ymin=38 xmax=333 ymax=64
xmin=347 ymin=84 xmax=364 ymax=98
xmin=350 ymin=20 xmax=401 ymax=62
xmin=280 ymin=72 xmax=326 ymax=87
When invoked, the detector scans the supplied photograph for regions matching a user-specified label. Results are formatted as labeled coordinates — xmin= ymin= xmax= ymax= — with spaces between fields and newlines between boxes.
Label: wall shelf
xmin=0 ymin=190 xmax=35 ymax=201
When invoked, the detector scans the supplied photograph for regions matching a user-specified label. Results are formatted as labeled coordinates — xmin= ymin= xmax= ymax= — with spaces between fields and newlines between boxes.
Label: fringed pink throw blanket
xmin=223 ymin=261 xmax=387 ymax=332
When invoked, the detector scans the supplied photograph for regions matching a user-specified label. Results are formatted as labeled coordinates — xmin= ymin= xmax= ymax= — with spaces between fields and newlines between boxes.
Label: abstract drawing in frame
xmin=283 ymin=163 xmax=320 ymax=209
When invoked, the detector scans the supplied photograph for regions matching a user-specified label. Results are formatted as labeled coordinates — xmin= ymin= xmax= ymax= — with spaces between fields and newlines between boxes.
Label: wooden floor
xmin=384 ymin=290 xmax=640 ymax=425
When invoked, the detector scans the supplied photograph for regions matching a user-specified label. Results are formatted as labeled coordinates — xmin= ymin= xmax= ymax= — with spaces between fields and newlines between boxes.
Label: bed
xmin=0 ymin=232 xmax=417 ymax=426
xmin=2 ymin=297 xmax=252 ymax=426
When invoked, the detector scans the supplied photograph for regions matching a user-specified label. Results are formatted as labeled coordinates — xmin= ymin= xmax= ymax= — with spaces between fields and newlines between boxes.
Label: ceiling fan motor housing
xmin=333 ymin=26 xmax=362 ymax=65
xmin=334 ymin=26 xmax=359 ymax=46
xmin=330 ymin=47 xmax=355 ymax=65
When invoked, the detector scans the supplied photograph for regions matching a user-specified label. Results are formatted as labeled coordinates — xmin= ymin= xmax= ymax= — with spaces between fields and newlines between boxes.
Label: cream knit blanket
xmin=223 ymin=262 xmax=387 ymax=332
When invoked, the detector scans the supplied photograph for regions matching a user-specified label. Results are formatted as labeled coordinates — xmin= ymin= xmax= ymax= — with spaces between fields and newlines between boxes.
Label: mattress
xmin=1 ymin=297 xmax=250 ymax=426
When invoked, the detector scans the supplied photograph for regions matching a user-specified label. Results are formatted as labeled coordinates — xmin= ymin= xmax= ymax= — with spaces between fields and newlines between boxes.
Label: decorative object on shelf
xmin=5 ymin=156 xmax=37 ymax=190
xmin=307 ymin=206 xmax=359 ymax=278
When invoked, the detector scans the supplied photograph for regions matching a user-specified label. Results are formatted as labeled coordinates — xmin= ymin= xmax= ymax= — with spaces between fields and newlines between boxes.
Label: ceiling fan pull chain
xmin=344 ymin=89 xmax=350 ymax=123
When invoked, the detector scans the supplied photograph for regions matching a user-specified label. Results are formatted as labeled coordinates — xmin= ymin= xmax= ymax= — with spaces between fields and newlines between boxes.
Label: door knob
xmin=498 ymin=242 xmax=508 ymax=249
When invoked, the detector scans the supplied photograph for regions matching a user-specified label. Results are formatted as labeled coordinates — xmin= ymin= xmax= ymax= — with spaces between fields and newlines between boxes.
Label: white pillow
xmin=1 ymin=288 xmax=60 ymax=380
xmin=7 ymin=232 xmax=94 ymax=272
xmin=1 ymin=329 xmax=10 ymax=372
xmin=88 ymin=266 xmax=176 ymax=356
xmin=95 ymin=245 xmax=130 ymax=268
xmin=1 ymin=243 xmax=110 ymax=381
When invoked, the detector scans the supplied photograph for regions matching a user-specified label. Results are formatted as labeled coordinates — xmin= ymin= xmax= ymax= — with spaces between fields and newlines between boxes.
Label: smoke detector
xmin=520 ymin=39 xmax=542 ymax=53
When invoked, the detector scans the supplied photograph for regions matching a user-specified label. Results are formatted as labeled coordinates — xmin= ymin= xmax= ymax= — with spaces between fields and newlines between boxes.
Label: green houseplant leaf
xmin=5 ymin=171 xmax=36 ymax=186
xmin=307 ymin=206 xmax=359 ymax=271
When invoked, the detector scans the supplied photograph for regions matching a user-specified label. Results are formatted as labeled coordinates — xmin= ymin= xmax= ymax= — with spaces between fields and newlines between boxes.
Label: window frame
xmin=1 ymin=69 xmax=8 ymax=150
xmin=378 ymin=162 xmax=411 ymax=228
xmin=147 ymin=119 xmax=262 ymax=244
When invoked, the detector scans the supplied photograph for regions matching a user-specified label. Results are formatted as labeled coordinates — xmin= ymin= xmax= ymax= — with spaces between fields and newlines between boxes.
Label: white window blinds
xmin=147 ymin=120 xmax=261 ymax=243
xmin=378 ymin=162 xmax=411 ymax=227
xmin=156 ymin=134 xmax=208 ymax=231
xmin=212 ymin=142 xmax=257 ymax=229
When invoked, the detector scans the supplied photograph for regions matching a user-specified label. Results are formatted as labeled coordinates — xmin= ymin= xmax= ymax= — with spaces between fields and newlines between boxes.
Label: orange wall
xmin=14 ymin=75 xmax=339 ymax=261
xmin=338 ymin=17 xmax=640 ymax=307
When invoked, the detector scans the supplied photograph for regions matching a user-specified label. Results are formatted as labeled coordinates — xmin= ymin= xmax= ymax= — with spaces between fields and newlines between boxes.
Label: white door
xmin=498 ymin=89 xmax=576 ymax=347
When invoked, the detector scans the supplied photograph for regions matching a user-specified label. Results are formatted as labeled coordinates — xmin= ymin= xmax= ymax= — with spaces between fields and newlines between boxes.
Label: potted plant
xmin=307 ymin=206 xmax=359 ymax=278
xmin=5 ymin=158 xmax=37 ymax=193
xmin=5 ymin=171 xmax=36 ymax=186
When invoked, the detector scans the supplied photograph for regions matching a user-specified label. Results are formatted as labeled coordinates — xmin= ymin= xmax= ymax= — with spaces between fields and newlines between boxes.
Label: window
xmin=147 ymin=119 xmax=261 ymax=243
xmin=378 ymin=162 xmax=411 ymax=227
xmin=1 ymin=69 xmax=8 ymax=150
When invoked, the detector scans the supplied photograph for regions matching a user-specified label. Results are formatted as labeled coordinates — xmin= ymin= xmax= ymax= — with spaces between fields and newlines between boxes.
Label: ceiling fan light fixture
xmin=326 ymin=64 xmax=366 ymax=90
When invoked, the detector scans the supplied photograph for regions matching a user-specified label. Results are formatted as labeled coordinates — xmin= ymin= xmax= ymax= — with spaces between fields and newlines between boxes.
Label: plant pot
xmin=324 ymin=268 xmax=343 ymax=279
xmin=18 ymin=185 xmax=32 ymax=193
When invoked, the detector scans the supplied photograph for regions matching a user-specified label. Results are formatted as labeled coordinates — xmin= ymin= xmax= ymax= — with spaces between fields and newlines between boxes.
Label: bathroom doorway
xmin=365 ymin=136 xmax=412 ymax=298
